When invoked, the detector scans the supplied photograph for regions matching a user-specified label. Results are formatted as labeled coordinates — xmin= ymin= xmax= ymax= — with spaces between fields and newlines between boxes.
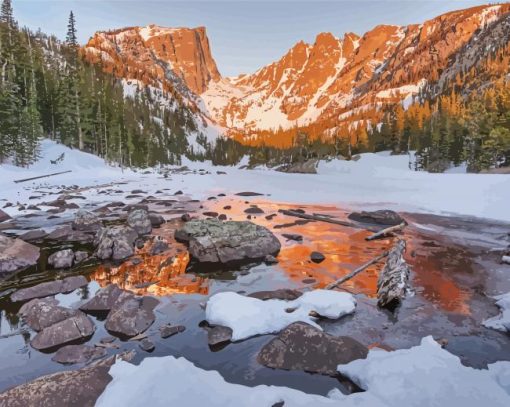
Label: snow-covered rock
xmin=205 ymin=289 xmax=356 ymax=341
xmin=483 ymin=292 xmax=510 ymax=332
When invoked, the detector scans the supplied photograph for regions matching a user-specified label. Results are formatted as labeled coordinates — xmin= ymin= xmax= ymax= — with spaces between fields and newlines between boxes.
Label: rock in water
xmin=0 ymin=209 xmax=11 ymax=223
xmin=19 ymin=298 xmax=78 ymax=331
xmin=139 ymin=338 xmax=155 ymax=352
xmin=0 ymin=234 xmax=40 ymax=277
xmin=348 ymin=210 xmax=405 ymax=226
xmin=94 ymin=226 xmax=138 ymax=261
xmin=248 ymin=289 xmax=303 ymax=301
xmin=80 ymin=284 xmax=130 ymax=314
xmin=51 ymin=344 xmax=106 ymax=365
xmin=105 ymin=295 xmax=159 ymax=338
xmin=149 ymin=213 xmax=165 ymax=227
xmin=160 ymin=324 xmax=186 ymax=339
xmin=207 ymin=325 xmax=233 ymax=346
xmin=175 ymin=219 xmax=281 ymax=265
xmin=72 ymin=210 xmax=102 ymax=232
xmin=48 ymin=249 xmax=75 ymax=269
xmin=310 ymin=251 xmax=325 ymax=263
xmin=127 ymin=209 xmax=152 ymax=235
xmin=11 ymin=276 xmax=88 ymax=302
xmin=257 ymin=322 xmax=368 ymax=376
xmin=31 ymin=312 xmax=95 ymax=351
xmin=377 ymin=239 xmax=410 ymax=309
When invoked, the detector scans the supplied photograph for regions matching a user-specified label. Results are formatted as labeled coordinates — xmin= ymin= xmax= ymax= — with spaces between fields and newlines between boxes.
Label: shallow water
xmin=1 ymin=194 xmax=510 ymax=394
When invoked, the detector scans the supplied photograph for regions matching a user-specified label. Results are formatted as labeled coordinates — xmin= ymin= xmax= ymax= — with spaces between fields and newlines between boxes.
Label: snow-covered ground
xmin=97 ymin=336 xmax=510 ymax=407
xmin=1 ymin=139 xmax=510 ymax=223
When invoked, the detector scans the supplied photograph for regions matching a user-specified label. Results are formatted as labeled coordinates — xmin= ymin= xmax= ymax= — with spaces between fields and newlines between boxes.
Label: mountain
xmin=83 ymin=4 xmax=510 ymax=146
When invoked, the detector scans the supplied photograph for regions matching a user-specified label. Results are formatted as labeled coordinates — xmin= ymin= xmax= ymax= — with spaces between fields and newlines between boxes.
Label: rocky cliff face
xmin=84 ymin=4 xmax=510 ymax=140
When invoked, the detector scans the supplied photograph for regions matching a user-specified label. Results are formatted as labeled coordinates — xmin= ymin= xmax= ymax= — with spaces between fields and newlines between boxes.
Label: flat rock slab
xmin=19 ymin=229 xmax=48 ymax=241
xmin=19 ymin=298 xmax=78 ymax=331
xmin=11 ymin=276 xmax=88 ymax=302
xmin=0 ymin=358 xmax=114 ymax=407
xmin=160 ymin=324 xmax=186 ymax=339
xmin=31 ymin=312 xmax=95 ymax=351
xmin=175 ymin=219 xmax=281 ymax=264
xmin=248 ymin=289 xmax=303 ymax=301
xmin=0 ymin=234 xmax=40 ymax=277
xmin=80 ymin=284 xmax=131 ymax=314
xmin=257 ymin=321 xmax=368 ymax=376
xmin=348 ymin=210 xmax=405 ymax=226
xmin=105 ymin=295 xmax=159 ymax=338
xmin=51 ymin=344 xmax=106 ymax=365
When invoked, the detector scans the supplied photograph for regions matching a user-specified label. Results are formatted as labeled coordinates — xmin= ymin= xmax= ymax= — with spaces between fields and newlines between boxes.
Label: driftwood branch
xmin=14 ymin=170 xmax=72 ymax=184
xmin=377 ymin=239 xmax=410 ymax=309
xmin=278 ymin=209 xmax=363 ymax=229
xmin=365 ymin=222 xmax=406 ymax=241
xmin=325 ymin=251 xmax=390 ymax=290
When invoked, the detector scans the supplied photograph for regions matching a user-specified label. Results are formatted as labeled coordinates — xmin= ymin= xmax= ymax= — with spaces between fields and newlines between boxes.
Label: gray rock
xmin=0 ymin=357 xmax=114 ymax=406
xmin=248 ymin=289 xmax=303 ymax=301
xmin=72 ymin=210 xmax=102 ymax=232
xmin=48 ymin=249 xmax=75 ymax=269
xmin=127 ymin=209 xmax=152 ymax=235
xmin=0 ymin=234 xmax=40 ymax=277
xmin=175 ymin=219 xmax=281 ymax=265
xmin=276 ymin=159 xmax=318 ymax=174
xmin=264 ymin=255 xmax=279 ymax=265
xmin=347 ymin=210 xmax=405 ymax=226
xmin=94 ymin=225 xmax=138 ymax=261
xmin=208 ymin=325 xmax=232 ymax=346
xmin=0 ymin=209 xmax=11 ymax=222
xmin=160 ymin=324 xmax=185 ymax=339
xmin=31 ymin=312 xmax=95 ymax=351
xmin=149 ymin=213 xmax=165 ymax=227
xmin=51 ymin=344 xmax=106 ymax=365
xmin=46 ymin=225 xmax=92 ymax=243
xmin=282 ymin=233 xmax=303 ymax=242
xmin=139 ymin=338 xmax=155 ymax=352
xmin=19 ymin=298 xmax=78 ymax=331
xmin=80 ymin=284 xmax=130 ymax=314
xmin=257 ymin=322 xmax=368 ymax=376
xmin=244 ymin=206 xmax=264 ymax=214
xmin=19 ymin=229 xmax=47 ymax=241
xmin=11 ymin=276 xmax=87 ymax=302
xmin=74 ymin=251 xmax=89 ymax=264
xmin=310 ymin=251 xmax=325 ymax=263
xmin=150 ymin=239 xmax=169 ymax=255
xmin=105 ymin=295 xmax=159 ymax=338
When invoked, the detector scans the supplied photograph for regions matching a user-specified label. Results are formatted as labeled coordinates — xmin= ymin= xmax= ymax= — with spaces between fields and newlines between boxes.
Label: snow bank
xmin=205 ymin=290 xmax=356 ymax=341
xmin=337 ymin=336 xmax=510 ymax=407
xmin=97 ymin=336 xmax=510 ymax=407
xmin=483 ymin=292 xmax=510 ymax=332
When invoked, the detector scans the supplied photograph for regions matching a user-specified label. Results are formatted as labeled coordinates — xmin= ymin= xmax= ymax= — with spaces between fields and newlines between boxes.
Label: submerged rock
xmin=175 ymin=219 xmax=281 ymax=265
xmin=51 ymin=344 xmax=106 ymax=365
xmin=127 ymin=209 xmax=152 ymax=235
xmin=257 ymin=322 xmax=368 ymax=376
xmin=248 ymin=289 xmax=303 ymax=301
xmin=72 ymin=210 xmax=102 ymax=232
xmin=0 ymin=234 xmax=40 ymax=277
xmin=48 ymin=249 xmax=75 ymax=269
xmin=31 ymin=312 xmax=95 ymax=351
xmin=94 ymin=225 xmax=138 ymax=261
xmin=11 ymin=276 xmax=87 ymax=302
xmin=348 ymin=210 xmax=405 ymax=226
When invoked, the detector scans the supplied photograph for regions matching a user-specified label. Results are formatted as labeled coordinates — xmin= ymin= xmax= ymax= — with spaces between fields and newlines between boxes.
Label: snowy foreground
xmin=97 ymin=336 xmax=510 ymax=407
xmin=1 ymin=139 xmax=510 ymax=221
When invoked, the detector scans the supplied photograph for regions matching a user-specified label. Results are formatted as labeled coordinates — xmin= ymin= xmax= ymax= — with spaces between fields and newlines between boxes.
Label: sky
xmin=13 ymin=0 xmax=502 ymax=76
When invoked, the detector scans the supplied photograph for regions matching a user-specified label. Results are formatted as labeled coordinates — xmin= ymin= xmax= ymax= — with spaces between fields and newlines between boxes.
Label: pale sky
xmin=13 ymin=0 xmax=503 ymax=76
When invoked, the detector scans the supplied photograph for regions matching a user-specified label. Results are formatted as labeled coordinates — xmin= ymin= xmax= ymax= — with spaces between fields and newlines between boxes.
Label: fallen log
xmin=377 ymin=239 xmax=410 ymax=309
xmin=365 ymin=222 xmax=406 ymax=241
xmin=277 ymin=209 xmax=364 ymax=229
xmin=325 ymin=251 xmax=389 ymax=290
xmin=14 ymin=170 xmax=72 ymax=184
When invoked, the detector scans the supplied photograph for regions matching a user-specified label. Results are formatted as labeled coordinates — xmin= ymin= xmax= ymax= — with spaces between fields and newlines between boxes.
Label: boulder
xmin=72 ymin=210 xmax=101 ymax=232
xmin=275 ymin=159 xmax=318 ymax=174
xmin=257 ymin=322 xmax=368 ymax=376
xmin=48 ymin=249 xmax=75 ymax=269
xmin=149 ymin=213 xmax=165 ymax=227
xmin=0 ymin=209 xmax=11 ymax=223
xmin=31 ymin=312 xmax=95 ymax=351
xmin=127 ymin=209 xmax=152 ymax=235
xmin=0 ymin=234 xmax=40 ymax=277
xmin=347 ymin=210 xmax=405 ymax=226
xmin=94 ymin=225 xmax=138 ymax=261
xmin=248 ymin=289 xmax=303 ymax=301
xmin=160 ymin=324 xmax=186 ymax=339
xmin=150 ymin=239 xmax=169 ymax=255
xmin=105 ymin=295 xmax=159 ymax=338
xmin=175 ymin=219 xmax=281 ymax=265
xmin=19 ymin=229 xmax=47 ymax=241
xmin=19 ymin=298 xmax=78 ymax=331
xmin=207 ymin=325 xmax=232 ymax=346
xmin=51 ymin=344 xmax=106 ymax=365
xmin=74 ymin=251 xmax=89 ymax=264
xmin=11 ymin=276 xmax=87 ymax=302
xmin=79 ymin=284 xmax=130 ymax=314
